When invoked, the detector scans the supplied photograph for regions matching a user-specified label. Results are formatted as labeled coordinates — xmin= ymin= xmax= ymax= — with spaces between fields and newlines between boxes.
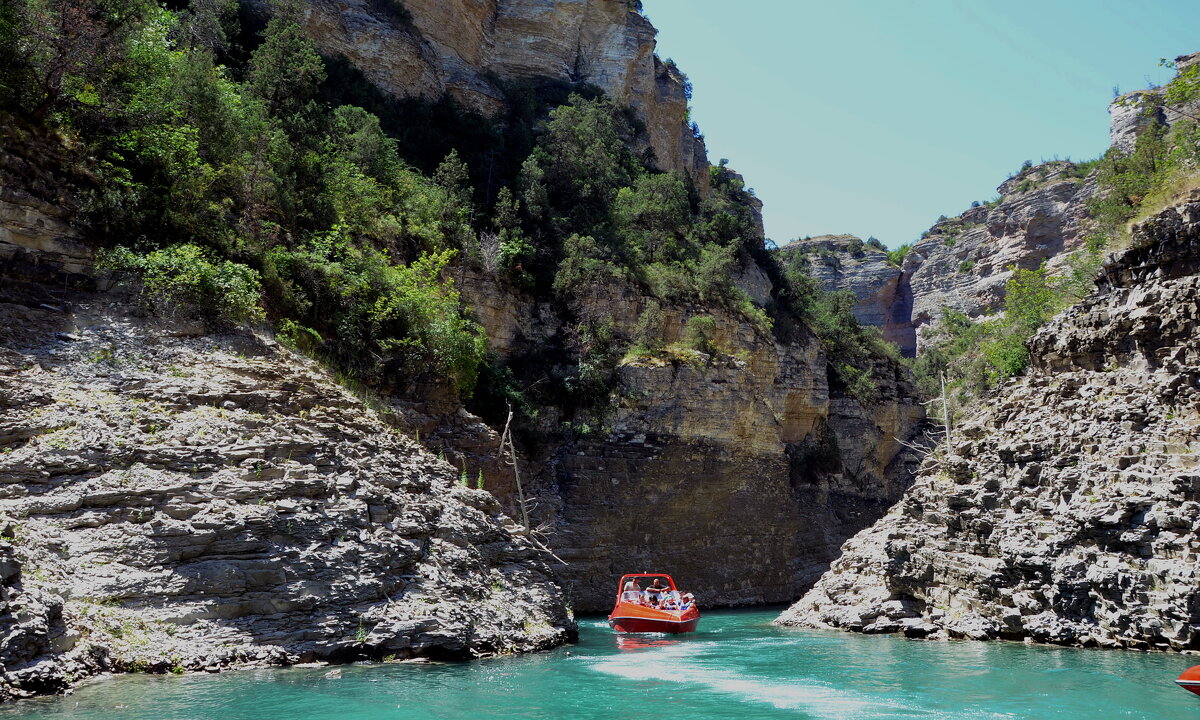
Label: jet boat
xmin=607 ymin=573 xmax=699 ymax=634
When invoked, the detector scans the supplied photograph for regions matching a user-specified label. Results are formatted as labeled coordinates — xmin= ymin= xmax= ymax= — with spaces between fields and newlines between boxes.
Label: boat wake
xmin=588 ymin=643 xmax=1017 ymax=720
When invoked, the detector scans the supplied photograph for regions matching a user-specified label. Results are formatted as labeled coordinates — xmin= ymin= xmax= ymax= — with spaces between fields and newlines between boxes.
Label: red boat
xmin=1177 ymin=666 xmax=1200 ymax=697
xmin=607 ymin=573 xmax=700 ymax=634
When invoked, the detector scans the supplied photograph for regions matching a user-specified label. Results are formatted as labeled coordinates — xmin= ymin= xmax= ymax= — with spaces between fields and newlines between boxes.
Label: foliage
xmin=98 ymin=244 xmax=263 ymax=326
xmin=265 ymin=243 xmax=485 ymax=392
xmin=681 ymin=315 xmax=717 ymax=355
xmin=886 ymin=243 xmax=912 ymax=266
xmin=769 ymin=252 xmax=896 ymax=403
xmin=909 ymin=239 xmax=1109 ymax=425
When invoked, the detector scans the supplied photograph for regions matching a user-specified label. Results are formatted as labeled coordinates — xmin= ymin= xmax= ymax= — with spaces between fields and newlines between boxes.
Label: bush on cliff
xmin=3 ymin=0 xmax=487 ymax=396
xmin=98 ymin=244 xmax=264 ymax=327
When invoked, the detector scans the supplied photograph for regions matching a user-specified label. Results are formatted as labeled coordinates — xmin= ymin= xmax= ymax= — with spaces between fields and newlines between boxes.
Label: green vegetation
xmin=910 ymin=240 xmax=1107 ymax=426
xmin=2 ymin=0 xmax=487 ymax=396
xmin=773 ymin=252 xmax=898 ymax=403
xmin=98 ymin=244 xmax=263 ymax=327
xmin=886 ymin=243 xmax=912 ymax=267
xmin=0 ymin=0 xmax=906 ymax=433
xmin=1091 ymin=58 xmax=1200 ymax=236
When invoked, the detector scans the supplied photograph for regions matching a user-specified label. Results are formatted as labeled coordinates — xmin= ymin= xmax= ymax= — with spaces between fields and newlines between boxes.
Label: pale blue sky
xmin=646 ymin=0 xmax=1200 ymax=248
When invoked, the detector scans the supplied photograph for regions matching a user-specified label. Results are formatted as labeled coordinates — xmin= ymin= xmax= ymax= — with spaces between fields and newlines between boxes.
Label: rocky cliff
xmin=777 ymin=236 xmax=916 ymax=356
xmin=774 ymin=163 xmax=1098 ymax=356
xmin=454 ymin=271 xmax=926 ymax=612
xmin=901 ymin=161 xmax=1097 ymax=349
xmin=0 ymin=280 xmax=574 ymax=701
xmin=293 ymin=0 xmax=708 ymax=186
xmin=777 ymin=192 xmax=1200 ymax=650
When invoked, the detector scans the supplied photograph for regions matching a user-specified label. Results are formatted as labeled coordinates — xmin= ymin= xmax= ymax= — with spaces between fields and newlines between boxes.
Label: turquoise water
xmin=3 ymin=609 xmax=1195 ymax=719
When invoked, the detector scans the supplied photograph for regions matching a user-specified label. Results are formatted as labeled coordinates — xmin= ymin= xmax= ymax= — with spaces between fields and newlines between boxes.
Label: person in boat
xmin=680 ymin=592 xmax=695 ymax=611
xmin=645 ymin=578 xmax=669 ymax=606
xmin=622 ymin=578 xmax=643 ymax=604
xmin=660 ymin=591 xmax=680 ymax=611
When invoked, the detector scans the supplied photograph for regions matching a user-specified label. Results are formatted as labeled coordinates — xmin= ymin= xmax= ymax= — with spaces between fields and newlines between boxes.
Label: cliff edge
xmin=777 ymin=192 xmax=1200 ymax=650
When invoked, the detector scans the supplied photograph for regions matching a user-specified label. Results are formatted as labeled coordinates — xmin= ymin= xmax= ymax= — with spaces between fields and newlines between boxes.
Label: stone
xmin=777 ymin=192 xmax=1200 ymax=653
xmin=281 ymin=0 xmax=709 ymax=190
xmin=0 ymin=291 xmax=576 ymax=701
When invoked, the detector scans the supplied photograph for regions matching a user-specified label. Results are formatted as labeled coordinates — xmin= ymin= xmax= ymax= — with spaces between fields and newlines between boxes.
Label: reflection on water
xmin=614 ymin=634 xmax=684 ymax=651
xmin=1 ymin=608 xmax=1194 ymax=720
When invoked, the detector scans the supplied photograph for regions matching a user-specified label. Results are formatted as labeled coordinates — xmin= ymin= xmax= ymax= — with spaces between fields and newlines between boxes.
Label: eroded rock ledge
xmin=776 ymin=192 xmax=1200 ymax=651
xmin=0 ymin=284 xmax=574 ymax=701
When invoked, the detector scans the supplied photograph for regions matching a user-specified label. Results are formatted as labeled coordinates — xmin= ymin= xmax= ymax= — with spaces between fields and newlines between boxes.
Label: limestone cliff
xmin=452 ymin=271 xmax=926 ymax=612
xmin=777 ymin=236 xmax=916 ymax=357
xmin=0 ymin=280 xmax=574 ymax=701
xmin=777 ymin=192 xmax=1200 ymax=651
xmin=772 ymin=163 xmax=1098 ymax=356
xmin=292 ymin=0 xmax=708 ymax=186
xmin=902 ymin=161 xmax=1098 ymax=349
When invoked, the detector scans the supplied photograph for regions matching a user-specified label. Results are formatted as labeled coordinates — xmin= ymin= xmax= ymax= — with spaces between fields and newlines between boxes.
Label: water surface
xmin=4 ymin=608 xmax=1193 ymax=719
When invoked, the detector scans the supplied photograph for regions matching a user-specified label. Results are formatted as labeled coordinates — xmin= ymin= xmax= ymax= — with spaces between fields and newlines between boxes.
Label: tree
xmin=244 ymin=0 xmax=325 ymax=118
xmin=614 ymin=172 xmax=691 ymax=262
xmin=7 ymin=0 xmax=153 ymax=121
xmin=537 ymin=94 xmax=637 ymax=223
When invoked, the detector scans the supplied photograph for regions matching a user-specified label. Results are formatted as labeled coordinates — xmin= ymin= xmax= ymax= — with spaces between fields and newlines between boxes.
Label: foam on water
xmin=589 ymin=641 xmax=1019 ymax=720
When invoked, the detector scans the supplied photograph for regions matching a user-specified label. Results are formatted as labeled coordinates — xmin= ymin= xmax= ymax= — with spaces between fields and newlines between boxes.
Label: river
xmin=2 ymin=608 xmax=1193 ymax=719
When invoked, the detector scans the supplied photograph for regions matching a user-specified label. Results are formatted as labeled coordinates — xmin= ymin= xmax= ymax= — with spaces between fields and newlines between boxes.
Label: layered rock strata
xmin=0 ymin=283 xmax=574 ymax=701
xmin=902 ymin=161 xmax=1098 ymax=350
xmin=460 ymin=278 xmax=927 ymax=612
xmin=0 ymin=121 xmax=93 ymax=287
xmin=294 ymin=0 xmax=707 ymax=185
xmin=774 ymin=162 xmax=1098 ymax=356
xmin=777 ymin=192 xmax=1200 ymax=651
xmin=777 ymin=235 xmax=916 ymax=356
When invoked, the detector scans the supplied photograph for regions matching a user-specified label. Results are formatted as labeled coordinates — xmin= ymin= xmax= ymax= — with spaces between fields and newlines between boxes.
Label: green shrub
xmin=959 ymin=259 xmax=975 ymax=273
xmin=553 ymin=234 xmax=628 ymax=297
xmin=632 ymin=301 xmax=666 ymax=352
xmin=265 ymin=244 xmax=485 ymax=392
xmin=99 ymin=244 xmax=264 ymax=327
xmin=682 ymin=315 xmax=718 ymax=355
xmin=886 ymin=243 xmax=912 ymax=266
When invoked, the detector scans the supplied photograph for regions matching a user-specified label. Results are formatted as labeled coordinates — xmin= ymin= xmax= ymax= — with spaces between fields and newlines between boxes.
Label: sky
xmin=646 ymin=0 xmax=1200 ymax=248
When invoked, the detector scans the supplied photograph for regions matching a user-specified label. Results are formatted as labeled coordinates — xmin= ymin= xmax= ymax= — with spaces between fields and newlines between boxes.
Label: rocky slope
xmin=777 ymin=235 xmax=916 ymax=357
xmin=0 ymin=281 xmax=574 ymax=701
xmin=777 ymin=191 xmax=1200 ymax=650
xmin=292 ymin=0 xmax=707 ymax=186
xmin=772 ymin=163 xmax=1098 ymax=356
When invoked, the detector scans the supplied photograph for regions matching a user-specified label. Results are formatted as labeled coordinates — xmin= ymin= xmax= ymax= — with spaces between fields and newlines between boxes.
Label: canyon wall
xmin=777 ymin=236 xmax=916 ymax=357
xmin=777 ymin=192 xmax=1200 ymax=650
xmin=0 ymin=281 xmax=574 ymax=701
xmin=295 ymin=0 xmax=708 ymax=187
xmin=457 ymin=274 xmax=926 ymax=612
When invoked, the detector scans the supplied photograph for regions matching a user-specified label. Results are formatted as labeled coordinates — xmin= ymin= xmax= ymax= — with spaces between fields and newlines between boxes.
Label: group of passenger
xmin=621 ymin=577 xmax=696 ymax=611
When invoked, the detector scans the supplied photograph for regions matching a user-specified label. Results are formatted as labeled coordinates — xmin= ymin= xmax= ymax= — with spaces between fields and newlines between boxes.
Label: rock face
xmin=295 ymin=0 xmax=707 ymax=186
xmin=777 ymin=192 xmax=1200 ymax=651
xmin=777 ymin=236 xmax=916 ymax=357
xmin=458 ymin=279 xmax=926 ymax=612
xmin=902 ymin=162 xmax=1098 ymax=351
xmin=0 ymin=120 xmax=93 ymax=287
xmin=774 ymin=163 xmax=1098 ymax=356
xmin=0 ymin=282 xmax=574 ymax=701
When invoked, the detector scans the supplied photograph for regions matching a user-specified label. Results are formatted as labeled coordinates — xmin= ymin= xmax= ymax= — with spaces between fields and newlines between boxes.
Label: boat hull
xmin=608 ymin=601 xmax=700 ymax=634
xmin=1178 ymin=666 xmax=1200 ymax=697
xmin=609 ymin=615 xmax=699 ymax=634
